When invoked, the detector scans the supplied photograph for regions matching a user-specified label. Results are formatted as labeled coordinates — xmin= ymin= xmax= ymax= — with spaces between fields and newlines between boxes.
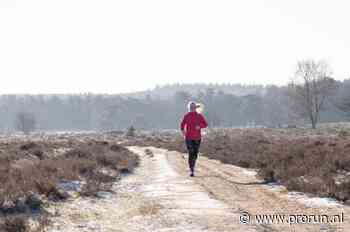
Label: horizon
xmin=0 ymin=79 xmax=347 ymax=95
xmin=0 ymin=81 xmax=321 ymax=95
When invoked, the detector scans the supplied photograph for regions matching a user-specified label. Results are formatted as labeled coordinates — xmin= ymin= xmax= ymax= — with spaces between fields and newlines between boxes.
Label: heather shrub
xmin=129 ymin=128 xmax=350 ymax=202
xmin=0 ymin=138 xmax=138 ymax=231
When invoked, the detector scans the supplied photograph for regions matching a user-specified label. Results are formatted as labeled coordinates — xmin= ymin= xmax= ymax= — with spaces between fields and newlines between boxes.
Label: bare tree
xmin=15 ymin=112 xmax=36 ymax=134
xmin=288 ymin=60 xmax=337 ymax=129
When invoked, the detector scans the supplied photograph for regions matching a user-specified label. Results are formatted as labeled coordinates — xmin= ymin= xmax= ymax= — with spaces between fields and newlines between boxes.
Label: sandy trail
xmin=166 ymin=148 xmax=350 ymax=232
xmin=47 ymin=146 xmax=256 ymax=231
xmin=127 ymin=146 xmax=259 ymax=232
xmin=47 ymin=146 xmax=349 ymax=232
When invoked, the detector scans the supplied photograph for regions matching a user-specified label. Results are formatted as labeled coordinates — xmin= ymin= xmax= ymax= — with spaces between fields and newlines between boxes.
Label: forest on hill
xmin=2 ymin=80 xmax=350 ymax=132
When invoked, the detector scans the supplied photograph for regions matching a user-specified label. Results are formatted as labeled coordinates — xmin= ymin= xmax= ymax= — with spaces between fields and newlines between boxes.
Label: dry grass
xmin=0 ymin=136 xmax=139 ymax=231
xmin=125 ymin=128 xmax=350 ymax=203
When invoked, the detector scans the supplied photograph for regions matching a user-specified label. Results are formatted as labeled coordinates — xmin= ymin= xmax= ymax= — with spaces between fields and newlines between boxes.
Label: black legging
xmin=185 ymin=139 xmax=201 ymax=172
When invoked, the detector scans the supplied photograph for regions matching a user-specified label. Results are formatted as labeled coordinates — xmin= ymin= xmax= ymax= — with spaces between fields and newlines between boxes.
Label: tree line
xmin=5 ymin=59 xmax=350 ymax=133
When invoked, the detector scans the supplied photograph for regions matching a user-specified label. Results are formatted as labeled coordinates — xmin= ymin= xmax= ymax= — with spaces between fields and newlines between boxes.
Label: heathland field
xmin=1 ymin=126 xmax=350 ymax=231
xmin=129 ymin=127 xmax=350 ymax=202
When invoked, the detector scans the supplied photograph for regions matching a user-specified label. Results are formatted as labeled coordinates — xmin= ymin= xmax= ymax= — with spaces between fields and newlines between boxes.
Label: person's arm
xmin=199 ymin=114 xmax=208 ymax=129
xmin=180 ymin=115 xmax=187 ymax=136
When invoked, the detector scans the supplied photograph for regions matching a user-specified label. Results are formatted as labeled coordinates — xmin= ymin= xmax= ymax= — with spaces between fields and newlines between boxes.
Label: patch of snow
xmin=241 ymin=169 xmax=258 ymax=176
xmin=288 ymin=192 xmax=342 ymax=207
xmin=263 ymin=182 xmax=287 ymax=192
xmin=58 ymin=180 xmax=83 ymax=192
xmin=96 ymin=191 xmax=113 ymax=199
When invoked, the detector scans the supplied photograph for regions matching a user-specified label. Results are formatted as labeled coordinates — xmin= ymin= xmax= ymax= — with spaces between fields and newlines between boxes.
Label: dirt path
xmin=47 ymin=146 xmax=349 ymax=232
xmin=166 ymin=148 xmax=350 ymax=232
xmin=47 ymin=146 xmax=254 ymax=231
xmin=128 ymin=146 xmax=259 ymax=232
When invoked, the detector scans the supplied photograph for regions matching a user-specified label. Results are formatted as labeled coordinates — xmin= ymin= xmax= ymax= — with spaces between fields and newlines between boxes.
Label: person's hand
xmin=181 ymin=130 xmax=186 ymax=138
xmin=195 ymin=125 xmax=201 ymax=130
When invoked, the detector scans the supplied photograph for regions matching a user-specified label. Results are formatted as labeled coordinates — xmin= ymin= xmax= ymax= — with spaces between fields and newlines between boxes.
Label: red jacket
xmin=180 ymin=112 xmax=208 ymax=140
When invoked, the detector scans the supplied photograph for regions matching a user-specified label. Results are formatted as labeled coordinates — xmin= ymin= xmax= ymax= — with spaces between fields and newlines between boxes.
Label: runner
xmin=180 ymin=101 xmax=208 ymax=177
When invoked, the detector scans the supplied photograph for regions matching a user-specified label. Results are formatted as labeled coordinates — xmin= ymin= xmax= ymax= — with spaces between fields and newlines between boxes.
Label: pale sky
xmin=1 ymin=0 xmax=350 ymax=94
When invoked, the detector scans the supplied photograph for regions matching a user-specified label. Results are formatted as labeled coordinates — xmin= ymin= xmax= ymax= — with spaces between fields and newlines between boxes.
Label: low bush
xmin=2 ymin=215 xmax=27 ymax=232
xmin=0 ymin=138 xmax=139 ymax=231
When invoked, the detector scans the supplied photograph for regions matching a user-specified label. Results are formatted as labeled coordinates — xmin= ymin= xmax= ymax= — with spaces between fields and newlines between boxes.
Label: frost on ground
xmin=262 ymin=183 xmax=344 ymax=207
xmin=0 ymin=135 xmax=138 ymax=231
xmin=46 ymin=146 xmax=350 ymax=232
xmin=166 ymin=148 xmax=350 ymax=232
xmin=287 ymin=192 xmax=343 ymax=208
xmin=47 ymin=147 xmax=258 ymax=232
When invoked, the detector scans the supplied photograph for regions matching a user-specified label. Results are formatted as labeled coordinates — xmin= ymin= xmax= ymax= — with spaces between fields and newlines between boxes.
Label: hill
xmin=121 ymin=83 xmax=266 ymax=99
